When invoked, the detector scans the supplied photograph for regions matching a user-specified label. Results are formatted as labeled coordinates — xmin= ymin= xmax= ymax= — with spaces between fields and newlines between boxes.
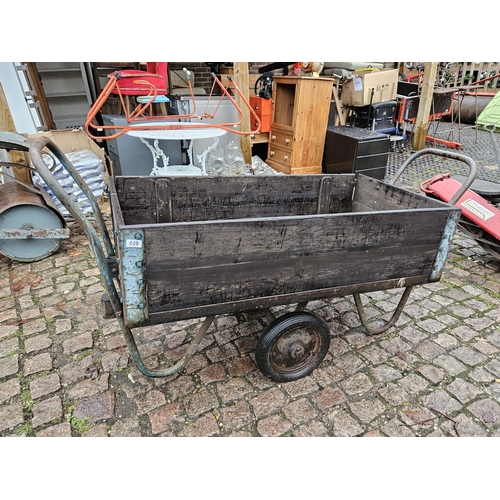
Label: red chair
xmin=110 ymin=62 xmax=169 ymax=115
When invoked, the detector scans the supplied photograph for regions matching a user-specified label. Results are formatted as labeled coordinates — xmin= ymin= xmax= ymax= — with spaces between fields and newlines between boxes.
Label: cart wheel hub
xmin=289 ymin=342 xmax=305 ymax=360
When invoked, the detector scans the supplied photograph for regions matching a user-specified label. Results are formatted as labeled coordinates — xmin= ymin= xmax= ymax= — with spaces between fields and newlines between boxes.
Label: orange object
xmin=250 ymin=96 xmax=272 ymax=132
xmin=252 ymin=115 xmax=271 ymax=132
xmin=250 ymin=96 xmax=273 ymax=115
xmin=85 ymin=69 xmax=261 ymax=140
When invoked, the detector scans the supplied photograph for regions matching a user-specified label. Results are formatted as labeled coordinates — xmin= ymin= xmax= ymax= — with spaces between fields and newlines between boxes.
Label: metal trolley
xmin=28 ymin=138 xmax=475 ymax=382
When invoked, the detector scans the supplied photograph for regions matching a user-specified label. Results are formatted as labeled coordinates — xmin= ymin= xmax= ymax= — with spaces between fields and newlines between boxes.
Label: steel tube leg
xmin=353 ymin=286 xmax=414 ymax=335
xmin=121 ymin=316 xmax=216 ymax=378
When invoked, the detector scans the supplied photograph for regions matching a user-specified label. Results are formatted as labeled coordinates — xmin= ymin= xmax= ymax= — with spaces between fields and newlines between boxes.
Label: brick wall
xmin=169 ymin=63 xmax=276 ymax=93
xmin=168 ymin=62 xmax=401 ymax=94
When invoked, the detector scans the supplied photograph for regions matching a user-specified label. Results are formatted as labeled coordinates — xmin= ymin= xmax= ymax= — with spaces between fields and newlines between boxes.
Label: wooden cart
xmin=29 ymin=138 xmax=474 ymax=382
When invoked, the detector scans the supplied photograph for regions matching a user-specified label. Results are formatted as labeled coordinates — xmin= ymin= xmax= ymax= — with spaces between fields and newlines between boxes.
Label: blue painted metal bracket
xmin=430 ymin=210 xmax=461 ymax=282
xmin=119 ymin=228 xmax=148 ymax=327
xmin=0 ymin=228 xmax=70 ymax=239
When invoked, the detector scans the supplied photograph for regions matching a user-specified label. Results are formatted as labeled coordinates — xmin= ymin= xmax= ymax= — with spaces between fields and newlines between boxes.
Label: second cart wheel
xmin=255 ymin=311 xmax=331 ymax=382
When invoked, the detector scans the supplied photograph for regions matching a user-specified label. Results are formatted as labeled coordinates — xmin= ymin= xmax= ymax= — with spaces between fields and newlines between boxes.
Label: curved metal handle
xmin=29 ymin=137 xmax=125 ymax=331
xmin=389 ymin=147 xmax=477 ymax=205
xmin=29 ymin=137 xmax=115 ymax=258
xmin=484 ymin=124 xmax=500 ymax=168
xmin=29 ymin=137 xmax=213 ymax=379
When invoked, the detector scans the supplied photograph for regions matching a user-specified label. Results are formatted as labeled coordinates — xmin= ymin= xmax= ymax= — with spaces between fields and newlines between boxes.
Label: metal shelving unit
xmin=35 ymin=62 xmax=93 ymax=129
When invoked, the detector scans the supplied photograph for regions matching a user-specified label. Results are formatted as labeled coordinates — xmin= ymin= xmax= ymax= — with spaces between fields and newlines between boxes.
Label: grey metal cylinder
xmin=450 ymin=93 xmax=493 ymax=124
xmin=0 ymin=182 xmax=66 ymax=262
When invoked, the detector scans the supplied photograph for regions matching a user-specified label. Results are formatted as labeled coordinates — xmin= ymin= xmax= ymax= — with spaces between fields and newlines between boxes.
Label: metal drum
xmin=0 ymin=182 xmax=68 ymax=262
xmin=451 ymin=93 xmax=493 ymax=124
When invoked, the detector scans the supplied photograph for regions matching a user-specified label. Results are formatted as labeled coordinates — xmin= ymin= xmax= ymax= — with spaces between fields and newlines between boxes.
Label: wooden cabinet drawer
xmin=269 ymin=129 xmax=294 ymax=148
xmin=251 ymin=115 xmax=271 ymax=132
xmin=268 ymin=144 xmax=293 ymax=167
xmin=250 ymin=96 xmax=272 ymax=117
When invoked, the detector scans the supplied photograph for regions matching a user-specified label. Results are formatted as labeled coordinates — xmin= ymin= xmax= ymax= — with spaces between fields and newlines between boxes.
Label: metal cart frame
xmin=28 ymin=138 xmax=475 ymax=382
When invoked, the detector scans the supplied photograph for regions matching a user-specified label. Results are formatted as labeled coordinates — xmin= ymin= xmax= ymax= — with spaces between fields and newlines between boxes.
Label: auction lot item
xmin=29 ymin=138 xmax=470 ymax=382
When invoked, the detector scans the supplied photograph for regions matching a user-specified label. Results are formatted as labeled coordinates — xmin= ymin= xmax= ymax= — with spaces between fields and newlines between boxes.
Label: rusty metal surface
xmin=0 ymin=182 xmax=66 ymax=227
xmin=0 ymin=227 xmax=70 ymax=239
xmin=0 ymin=131 xmax=31 ymax=152
xmin=0 ymin=182 xmax=68 ymax=262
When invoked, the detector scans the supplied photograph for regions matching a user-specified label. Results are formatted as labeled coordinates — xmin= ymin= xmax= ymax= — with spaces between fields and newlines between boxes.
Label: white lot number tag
xmin=353 ymin=76 xmax=363 ymax=91
xmin=126 ymin=239 xmax=143 ymax=248
xmin=461 ymin=198 xmax=495 ymax=221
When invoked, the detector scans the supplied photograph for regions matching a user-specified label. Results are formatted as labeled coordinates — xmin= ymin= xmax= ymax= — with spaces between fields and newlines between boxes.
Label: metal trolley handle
xmin=353 ymin=148 xmax=477 ymax=335
xmin=389 ymin=147 xmax=477 ymax=205
xmin=29 ymin=137 xmax=124 ymax=320
xmin=29 ymin=137 xmax=114 ymax=255
xmin=29 ymin=136 xmax=213 ymax=378
xmin=353 ymin=286 xmax=414 ymax=336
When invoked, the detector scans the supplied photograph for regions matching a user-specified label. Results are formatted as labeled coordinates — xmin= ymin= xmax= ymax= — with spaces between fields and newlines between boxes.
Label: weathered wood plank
xmin=0 ymin=82 xmax=31 ymax=184
xmin=353 ymin=175 xmax=449 ymax=212
xmin=111 ymin=174 xmax=460 ymax=326
xmin=143 ymin=209 xmax=450 ymax=313
xmin=233 ymin=62 xmax=252 ymax=164
xmin=147 ymin=275 xmax=429 ymax=325
xmin=115 ymin=175 xmax=357 ymax=224
xmin=413 ymin=62 xmax=438 ymax=150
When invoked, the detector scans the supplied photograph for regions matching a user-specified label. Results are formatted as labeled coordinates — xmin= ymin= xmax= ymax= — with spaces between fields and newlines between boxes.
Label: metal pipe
xmin=29 ymin=136 xmax=217 ymax=379
xmin=29 ymin=137 xmax=115 ymax=257
xmin=353 ymin=286 xmax=414 ymax=335
xmin=389 ymin=147 xmax=477 ymax=205
xmin=29 ymin=138 xmax=121 ymax=323
xmin=85 ymin=69 xmax=261 ymax=140
xmin=122 ymin=316 xmax=215 ymax=378
xmin=484 ymin=124 xmax=500 ymax=168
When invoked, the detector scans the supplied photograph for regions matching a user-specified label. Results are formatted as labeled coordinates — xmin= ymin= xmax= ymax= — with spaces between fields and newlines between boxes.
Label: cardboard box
xmin=341 ymin=69 xmax=398 ymax=107
xmin=24 ymin=128 xmax=113 ymax=215
xmin=24 ymin=128 xmax=112 ymax=177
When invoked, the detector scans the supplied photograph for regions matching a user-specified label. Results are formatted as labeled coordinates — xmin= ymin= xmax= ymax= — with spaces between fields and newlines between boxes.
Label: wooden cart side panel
xmin=143 ymin=210 xmax=451 ymax=314
xmin=108 ymin=178 xmax=125 ymax=226
xmin=114 ymin=177 xmax=158 ymax=225
xmin=168 ymin=175 xmax=354 ymax=221
xmin=147 ymin=275 xmax=430 ymax=325
xmin=114 ymin=175 xmax=357 ymax=225
xmin=352 ymin=175 xmax=456 ymax=212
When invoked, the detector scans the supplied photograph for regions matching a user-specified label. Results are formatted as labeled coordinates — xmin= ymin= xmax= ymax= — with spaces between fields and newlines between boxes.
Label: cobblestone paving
xmin=2 ymin=219 xmax=500 ymax=437
xmin=1 ymin=126 xmax=500 ymax=437
xmin=386 ymin=122 xmax=500 ymax=189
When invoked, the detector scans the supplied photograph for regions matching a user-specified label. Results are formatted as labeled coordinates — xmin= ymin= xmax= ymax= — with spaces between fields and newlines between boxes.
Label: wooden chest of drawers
xmin=266 ymin=76 xmax=333 ymax=174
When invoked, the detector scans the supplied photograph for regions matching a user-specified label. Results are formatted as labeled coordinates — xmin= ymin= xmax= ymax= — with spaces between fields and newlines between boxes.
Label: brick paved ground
xmin=2 ymin=214 xmax=500 ymax=437
xmin=1 ymin=124 xmax=500 ymax=438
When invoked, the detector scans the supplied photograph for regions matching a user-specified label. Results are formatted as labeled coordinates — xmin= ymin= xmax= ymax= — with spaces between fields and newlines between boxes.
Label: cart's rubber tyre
xmin=255 ymin=311 xmax=331 ymax=382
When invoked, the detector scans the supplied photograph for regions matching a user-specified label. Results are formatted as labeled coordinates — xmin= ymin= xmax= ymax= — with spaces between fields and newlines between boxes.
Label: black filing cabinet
xmin=322 ymin=126 xmax=391 ymax=180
